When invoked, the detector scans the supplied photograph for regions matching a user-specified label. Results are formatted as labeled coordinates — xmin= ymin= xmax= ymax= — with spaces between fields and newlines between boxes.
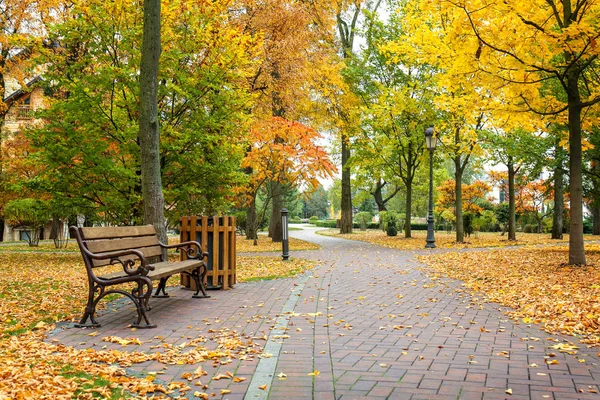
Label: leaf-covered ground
xmin=318 ymin=229 xmax=597 ymax=250
xmin=236 ymin=235 xmax=320 ymax=252
xmin=418 ymin=246 xmax=600 ymax=346
xmin=0 ymin=234 xmax=320 ymax=253
xmin=0 ymin=248 xmax=314 ymax=398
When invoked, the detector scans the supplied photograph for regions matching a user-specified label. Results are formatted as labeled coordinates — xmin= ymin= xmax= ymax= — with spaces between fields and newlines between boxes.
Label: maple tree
xmin=236 ymin=0 xmax=339 ymax=241
xmin=241 ymin=117 xmax=336 ymax=244
xmin=436 ymin=179 xmax=492 ymax=228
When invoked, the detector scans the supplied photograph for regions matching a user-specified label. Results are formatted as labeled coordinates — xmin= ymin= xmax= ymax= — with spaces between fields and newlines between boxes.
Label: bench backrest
xmin=78 ymin=225 xmax=163 ymax=267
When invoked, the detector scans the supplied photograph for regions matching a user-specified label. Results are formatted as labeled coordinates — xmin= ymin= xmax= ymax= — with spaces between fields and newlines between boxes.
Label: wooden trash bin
xmin=179 ymin=216 xmax=236 ymax=290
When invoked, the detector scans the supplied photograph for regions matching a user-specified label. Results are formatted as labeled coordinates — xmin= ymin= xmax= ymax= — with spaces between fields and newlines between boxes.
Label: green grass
xmin=61 ymin=366 xmax=133 ymax=399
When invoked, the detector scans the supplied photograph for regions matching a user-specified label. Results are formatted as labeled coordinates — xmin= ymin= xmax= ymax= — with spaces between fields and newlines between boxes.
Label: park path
xmin=50 ymin=227 xmax=600 ymax=400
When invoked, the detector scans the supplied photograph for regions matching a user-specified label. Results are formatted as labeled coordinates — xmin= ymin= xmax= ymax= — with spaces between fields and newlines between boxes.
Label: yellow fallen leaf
xmin=88 ymin=331 xmax=98 ymax=337
xmin=307 ymin=370 xmax=320 ymax=376
xmin=258 ymin=385 xmax=267 ymax=390
xmin=233 ymin=377 xmax=246 ymax=383
xmin=505 ymin=388 xmax=513 ymax=395
xmin=194 ymin=391 xmax=209 ymax=399
xmin=220 ymin=390 xmax=231 ymax=395
xmin=546 ymin=359 xmax=559 ymax=365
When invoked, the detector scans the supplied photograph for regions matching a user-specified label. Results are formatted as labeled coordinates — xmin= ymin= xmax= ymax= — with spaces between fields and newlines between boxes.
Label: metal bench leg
xmin=187 ymin=265 xmax=210 ymax=298
xmin=75 ymin=283 xmax=102 ymax=328
xmin=131 ymin=278 xmax=157 ymax=329
xmin=153 ymin=277 xmax=170 ymax=298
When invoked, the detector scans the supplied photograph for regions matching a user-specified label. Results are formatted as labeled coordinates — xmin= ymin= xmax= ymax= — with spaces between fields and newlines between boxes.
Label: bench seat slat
xmin=81 ymin=225 xmax=156 ymax=240
xmin=92 ymin=245 xmax=163 ymax=267
xmin=86 ymin=236 xmax=160 ymax=254
xmin=98 ymin=259 xmax=203 ymax=281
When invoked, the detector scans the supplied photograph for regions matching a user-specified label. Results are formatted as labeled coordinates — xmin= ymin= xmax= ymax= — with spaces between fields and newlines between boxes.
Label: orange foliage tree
xmin=436 ymin=179 xmax=492 ymax=223
xmin=241 ymin=117 xmax=336 ymax=244
xmin=519 ymin=179 xmax=554 ymax=233
xmin=237 ymin=0 xmax=339 ymax=241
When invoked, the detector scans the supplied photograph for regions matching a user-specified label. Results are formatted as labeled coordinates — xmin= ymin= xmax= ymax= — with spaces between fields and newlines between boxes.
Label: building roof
xmin=3 ymin=76 xmax=44 ymax=104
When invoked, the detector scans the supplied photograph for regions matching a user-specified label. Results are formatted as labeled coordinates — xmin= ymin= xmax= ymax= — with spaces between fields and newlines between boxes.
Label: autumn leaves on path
xmin=44 ymin=227 xmax=600 ymax=399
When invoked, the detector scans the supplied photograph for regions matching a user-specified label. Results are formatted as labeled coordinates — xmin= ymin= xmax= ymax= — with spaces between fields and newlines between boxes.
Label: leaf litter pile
xmin=0 ymin=249 xmax=315 ymax=398
xmin=319 ymin=229 xmax=593 ymax=250
xmin=419 ymin=246 xmax=600 ymax=346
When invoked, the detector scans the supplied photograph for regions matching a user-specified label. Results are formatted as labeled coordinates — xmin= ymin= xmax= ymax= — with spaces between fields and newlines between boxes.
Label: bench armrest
xmin=160 ymin=240 xmax=208 ymax=260
xmin=81 ymin=247 xmax=155 ymax=275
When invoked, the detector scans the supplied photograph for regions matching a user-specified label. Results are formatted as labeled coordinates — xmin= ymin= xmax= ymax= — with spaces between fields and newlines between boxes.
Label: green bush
xmin=289 ymin=217 xmax=302 ymax=224
xmin=386 ymin=213 xmax=398 ymax=236
xmin=354 ymin=212 xmax=372 ymax=231
xmin=309 ymin=216 xmax=319 ymax=224
xmin=523 ymin=224 xmax=534 ymax=233
xmin=463 ymin=212 xmax=474 ymax=237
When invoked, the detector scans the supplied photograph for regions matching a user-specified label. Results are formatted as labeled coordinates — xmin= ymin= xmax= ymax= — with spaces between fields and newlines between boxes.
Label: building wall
xmin=3 ymin=86 xmax=46 ymax=134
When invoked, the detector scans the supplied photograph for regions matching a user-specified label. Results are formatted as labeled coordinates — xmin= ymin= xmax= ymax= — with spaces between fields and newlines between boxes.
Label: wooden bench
xmin=70 ymin=225 xmax=210 ymax=329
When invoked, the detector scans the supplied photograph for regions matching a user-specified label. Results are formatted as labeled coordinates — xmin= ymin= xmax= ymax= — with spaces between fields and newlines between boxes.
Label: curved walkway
xmin=51 ymin=227 xmax=600 ymax=400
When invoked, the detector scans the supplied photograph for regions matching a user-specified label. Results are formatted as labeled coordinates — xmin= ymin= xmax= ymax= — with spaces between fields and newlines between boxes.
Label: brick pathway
xmin=50 ymin=227 xmax=600 ymax=399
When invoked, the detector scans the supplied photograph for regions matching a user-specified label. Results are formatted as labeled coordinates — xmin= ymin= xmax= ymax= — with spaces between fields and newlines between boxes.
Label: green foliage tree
xmin=4 ymin=198 xmax=50 ymax=246
xmin=28 ymin=0 xmax=256 ymax=225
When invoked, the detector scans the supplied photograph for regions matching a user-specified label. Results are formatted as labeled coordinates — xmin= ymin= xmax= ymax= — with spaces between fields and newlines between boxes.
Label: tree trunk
xmin=246 ymin=198 xmax=257 ymax=241
xmin=454 ymin=160 xmax=464 ymax=243
xmin=567 ymin=73 xmax=586 ymax=265
xmin=372 ymin=179 xmax=387 ymax=212
xmin=340 ymin=136 xmax=353 ymax=233
xmin=139 ymin=0 xmax=167 ymax=248
xmin=592 ymin=159 xmax=600 ymax=235
xmin=507 ymin=159 xmax=516 ymax=241
xmin=404 ymin=179 xmax=412 ymax=238
xmin=593 ymin=203 xmax=600 ymax=236
xmin=551 ymin=164 xmax=564 ymax=239
xmin=269 ymin=181 xmax=284 ymax=242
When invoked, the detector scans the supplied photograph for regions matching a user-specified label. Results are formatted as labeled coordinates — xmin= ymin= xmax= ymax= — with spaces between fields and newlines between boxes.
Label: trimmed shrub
xmin=309 ymin=216 xmax=319 ymax=224
xmin=315 ymin=220 xmax=337 ymax=228
xmin=354 ymin=212 xmax=372 ymax=231
xmin=289 ymin=217 xmax=302 ymax=224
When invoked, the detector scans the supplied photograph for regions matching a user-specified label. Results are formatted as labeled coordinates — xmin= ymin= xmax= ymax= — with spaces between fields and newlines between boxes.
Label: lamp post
xmin=425 ymin=125 xmax=437 ymax=249
xmin=281 ymin=208 xmax=290 ymax=261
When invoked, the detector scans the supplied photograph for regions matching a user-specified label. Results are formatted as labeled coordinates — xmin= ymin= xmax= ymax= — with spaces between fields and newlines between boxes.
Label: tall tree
xmin=350 ymin=6 xmax=436 ymax=238
xmin=138 ymin=0 xmax=166 ymax=242
xmin=483 ymin=128 xmax=546 ymax=240
xmin=30 ymin=0 xmax=256 ymax=225
xmin=239 ymin=0 xmax=339 ymax=241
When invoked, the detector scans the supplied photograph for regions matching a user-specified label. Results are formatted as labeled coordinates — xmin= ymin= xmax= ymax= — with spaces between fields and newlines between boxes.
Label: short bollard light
xmin=281 ymin=208 xmax=290 ymax=261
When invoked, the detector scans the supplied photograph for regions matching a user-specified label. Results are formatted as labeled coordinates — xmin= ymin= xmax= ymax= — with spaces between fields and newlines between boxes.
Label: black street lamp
xmin=425 ymin=125 xmax=438 ymax=249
